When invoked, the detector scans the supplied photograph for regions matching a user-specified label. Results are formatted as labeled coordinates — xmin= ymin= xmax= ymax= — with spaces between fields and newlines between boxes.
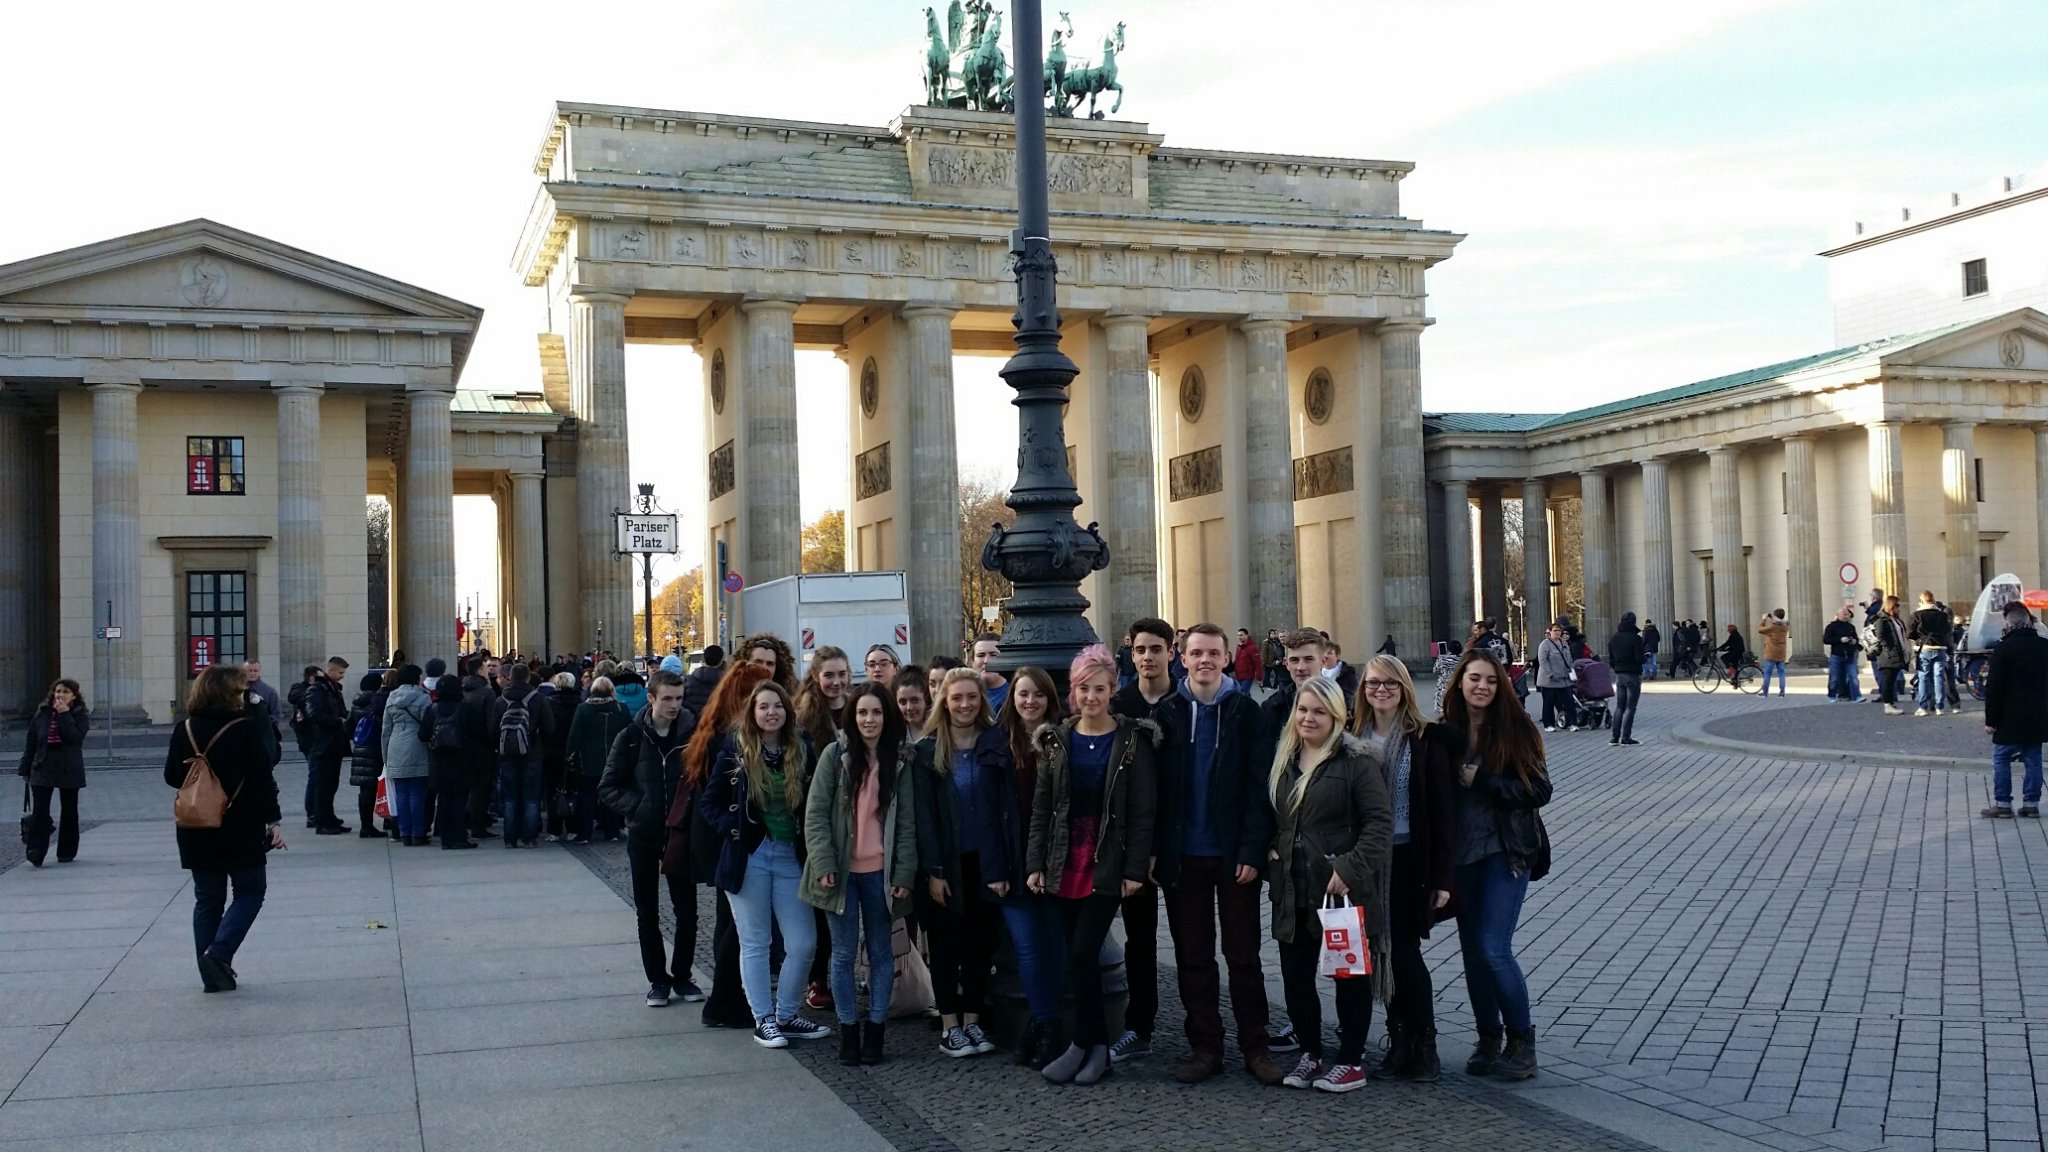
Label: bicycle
xmin=1693 ymin=655 xmax=1763 ymax=694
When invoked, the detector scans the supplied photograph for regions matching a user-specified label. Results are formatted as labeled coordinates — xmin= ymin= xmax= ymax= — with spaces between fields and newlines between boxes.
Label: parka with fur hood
xmin=1023 ymin=715 xmax=1160 ymax=897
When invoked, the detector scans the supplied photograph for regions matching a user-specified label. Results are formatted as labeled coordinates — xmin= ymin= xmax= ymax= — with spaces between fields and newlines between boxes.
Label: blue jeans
xmin=1641 ymin=655 xmax=1658 ymax=678
xmin=827 ymin=870 xmax=894 ymax=1024
xmin=191 ymin=865 xmax=267 ymax=965
xmin=1455 ymin=852 xmax=1532 ymax=1034
xmin=1992 ymin=744 xmax=2044 ymax=807
xmin=732 ymin=838 xmax=814 ymax=1021
xmin=1760 ymin=660 xmax=1786 ymax=695
xmin=497 ymin=756 xmax=543 ymax=843
xmin=1915 ymin=649 xmax=1951 ymax=710
xmin=390 ymin=777 xmax=429 ymax=838
xmin=1826 ymin=654 xmax=1863 ymax=700
xmin=1000 ymin=889 xmax=1066 ymax=1024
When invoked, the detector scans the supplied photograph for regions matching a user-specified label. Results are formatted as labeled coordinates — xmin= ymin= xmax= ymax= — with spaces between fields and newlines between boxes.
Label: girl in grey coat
xmin=378 ymin=666 xmax=434 ymax=844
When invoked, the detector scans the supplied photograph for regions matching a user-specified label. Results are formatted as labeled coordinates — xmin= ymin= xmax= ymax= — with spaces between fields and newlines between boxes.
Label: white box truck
xmin=739 ymin=572 xmax=911 ymax=682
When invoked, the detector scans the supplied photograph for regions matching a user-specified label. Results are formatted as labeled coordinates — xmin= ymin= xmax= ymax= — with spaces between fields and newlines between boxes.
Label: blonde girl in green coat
xmin=802 ymin=681 xmax=918 ymax=1065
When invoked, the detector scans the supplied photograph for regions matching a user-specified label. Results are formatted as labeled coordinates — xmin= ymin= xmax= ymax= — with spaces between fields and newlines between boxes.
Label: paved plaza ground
xmin=1 ymin=671 xmax=2043 ymax=1151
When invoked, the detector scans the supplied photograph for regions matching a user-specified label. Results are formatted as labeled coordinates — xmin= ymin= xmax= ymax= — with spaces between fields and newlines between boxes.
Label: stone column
xmin=273 ymin=383 xmax=326 ymax=673
xmin=1522 ymin=478 xmax=1550 ymax=637
xmin=1639 ymin=456 xmax=1676 ymax=647
xmin=2037 ymin=428 xmax=2048 ymax=588
xmin=1784 ymin=435 xmax=1824 ymax=662
xmin=1708 ymin=445 xmax=1747 ymax=632
xmin=510 ymin=469 xmax=546 ymax=656
xmin=1578 ymin=469 xmax=1611 ymax=643
xmin=1942 ymin=421 xmax=1978 ymax=605
xmin=1442 ymin=480 xmax=1473 ymax=631
xmin=742 ymin=298 xmax=802 ymax=587
xmin=402 ymin=387 xmax=457 ymax=663
xmin=1100 ymin=313 xmax=1159 ymax=633
xmin=89 ymin=378 xmax=143 ymax=719
xmin=0 ymin=389 xmax=34 ymax=710
xmin=1867 ymin=421 xmax=1909 ymax=599
xmin=1380 ymin=321 xmax=1429 ymax=656
xmin=1478 ymin=486 xmax=1508 ymax=627
xmin=903 ymin=305 xmax=962 ymax=659
xmin=569 ymin=289 xmax=632 ymax=652
xmin=1242 ymin=317 xmax=1298 ymax=636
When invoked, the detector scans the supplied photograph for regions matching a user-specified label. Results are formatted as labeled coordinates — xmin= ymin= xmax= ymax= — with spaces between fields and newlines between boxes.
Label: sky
xmin=7 ymin=0 xmax=2045 ymax=621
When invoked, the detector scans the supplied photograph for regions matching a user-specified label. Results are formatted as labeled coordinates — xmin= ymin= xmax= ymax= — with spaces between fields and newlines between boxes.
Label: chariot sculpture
xmin=922 ymin=2 xmax=1125 ymax=117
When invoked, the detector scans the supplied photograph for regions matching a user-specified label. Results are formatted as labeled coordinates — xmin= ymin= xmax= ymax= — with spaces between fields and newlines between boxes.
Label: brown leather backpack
xmin=174 ymin=718 xmax=246 ymax=830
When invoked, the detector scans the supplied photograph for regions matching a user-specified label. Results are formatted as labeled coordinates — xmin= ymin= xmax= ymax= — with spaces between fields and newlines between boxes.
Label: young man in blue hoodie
xmin=1158 ymin=623 xmax=1282 ymax=1086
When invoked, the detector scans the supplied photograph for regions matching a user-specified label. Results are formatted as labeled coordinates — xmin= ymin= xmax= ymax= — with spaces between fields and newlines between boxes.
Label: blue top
xmin=952 ymin=746 xmax=1002 ymax=861
xmin=1067 ymin=728 xmax=1114 ymax=822
xmin=985 ymin=681 xmax=1010 ymax=713
xmin=1178 ymin=678 xmax=1237 ymax=856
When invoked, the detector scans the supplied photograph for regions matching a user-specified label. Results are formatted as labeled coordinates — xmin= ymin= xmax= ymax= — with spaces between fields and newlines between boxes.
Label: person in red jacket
xmin=1232 ymin=628 xmax=1264 ymax=692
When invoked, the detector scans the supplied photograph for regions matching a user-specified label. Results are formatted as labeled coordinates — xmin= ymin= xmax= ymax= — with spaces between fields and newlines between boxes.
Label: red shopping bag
xmin=373 ymin=777 xmax=393 ymax=821
xmin=1317 ymin=896 xmax=1371 ymax=979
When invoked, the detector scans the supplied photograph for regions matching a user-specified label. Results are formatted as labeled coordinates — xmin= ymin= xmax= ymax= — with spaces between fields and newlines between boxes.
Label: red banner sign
xmin=189 ymin=634 xmax=216 ymax=676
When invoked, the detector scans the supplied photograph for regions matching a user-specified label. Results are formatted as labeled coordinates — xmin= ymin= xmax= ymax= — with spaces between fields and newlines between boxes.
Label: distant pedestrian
xmin=1441 ymin=648 xmax=1551 ymax=1082
xmin=1261 ymin=629 xmax=1286 ymax=690
xmin=1639 ymin=620 xmax=1661 ymax=679
xmin=1605 ymin=614 xmax=1644 ymax=745
xmin=1716 ymin=624 xmax=1747 ymax=685
xmin=303 ymin=657 xmax=351 ymax=835
xmin=1823 ymin=607 xmax=1864 ymax=701
xmin=423 ymin=674 xmax=478 ymax=848
xmin=538 ymin=672 xmax=579 ymax=840
xmin=491 ymin=663 xmax=555 ymax=849
xmin=1980 ymin=602 xmax=2046 ymax=819
xmin=17 ymin=678 xmax=90 ymax=867
xmin=346 ymin=671 xmax=389 ymax=840
xmin=1872 ymin=597 xmax=1910 ymax=715
xmin=1232 ymin=628 xmax=1263 ymax=693
xmin=1264 ymin=675 xmax=1389 ymax=1094
xmin=565 ymin=678 xmax=630 ymax=844
xmin=802 ymin=681 xmax=917 ymax=1065
xmin=1908 ymin=591 xmax=1959 ymax=716
xmin=165 ymin=664 xmax=283 ymax=992
xmin=1533 ymin=624 xmax=1577 ymax=732
xmin=378 ymin=666 xmax=435 ymax=846
xmin=683 ymin=644 xmax=727 ymax=715
xmin=1757 ymin=611 xmax=1789 ymax=697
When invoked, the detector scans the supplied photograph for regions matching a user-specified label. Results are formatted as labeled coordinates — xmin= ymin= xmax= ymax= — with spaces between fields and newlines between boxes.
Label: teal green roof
xmin=1425 ymin=320 xmax=1976 ymax=437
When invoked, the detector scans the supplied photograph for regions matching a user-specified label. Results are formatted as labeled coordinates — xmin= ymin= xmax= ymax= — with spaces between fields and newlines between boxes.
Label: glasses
xmin=1362 ymin=680 xmax=1400 ymax=693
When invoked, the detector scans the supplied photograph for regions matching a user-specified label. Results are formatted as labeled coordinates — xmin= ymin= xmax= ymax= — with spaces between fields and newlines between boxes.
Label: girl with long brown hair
xmin=18 ymin=678 xmax=90 ymax=866
xmin=997 ymin=666 xmax=1066 ymax=1065
xmin=679 ymin=663 xmax=772 ymax=1029
xmin=1437 ymin=648 xmax=1552 ymax=1082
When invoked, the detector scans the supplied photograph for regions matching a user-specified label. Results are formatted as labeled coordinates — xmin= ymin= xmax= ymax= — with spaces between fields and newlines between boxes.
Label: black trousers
xmin=26 ymin=785 xmax=80 ymax=861
xmin=1386 ymin=845 xmax=1435 ymax=1038
xmin=918 ymin=850 xmax=1001 ymax=1017
xmin=312 ymin=751 xmax=345 ymax=827
xmin=1278 ymin=920 xmax=1374 ymax=1064
xmin=628 ymin=839 xmax=696 ymax=988
xmin=356 ymin=780 xmax=378 ymax=832
xmin=1118 ymin=881 xmax=1160 ymax=1040
xmin=465 ymin=755 xmax=494 ymax=832
xmin=1060 ymin=893 xmax=1122 ymax=1047
xmin=703 ymin=889 xmax=752 ymax=1026
xmin=435 ymin=787 xmax=473 ymax=847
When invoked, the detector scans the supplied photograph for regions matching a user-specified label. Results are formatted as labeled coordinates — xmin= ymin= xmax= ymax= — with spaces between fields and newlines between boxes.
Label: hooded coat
xmin=1023 ymin=716 xmax=1159 ymax=898
xmin=1607 ymin=613 xmax=1645 ymax=673
xmin=378 ymin=684 xmax=433 ymax=780
xmin=800 ymin=738 xmax=920 ymax=916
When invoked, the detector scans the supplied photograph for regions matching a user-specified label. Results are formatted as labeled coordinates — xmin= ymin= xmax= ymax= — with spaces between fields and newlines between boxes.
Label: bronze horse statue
xmin=1059 ymin=21 xmax=1124 ymax=118
xmin=923 ymin=7 xmax=951 ymax=106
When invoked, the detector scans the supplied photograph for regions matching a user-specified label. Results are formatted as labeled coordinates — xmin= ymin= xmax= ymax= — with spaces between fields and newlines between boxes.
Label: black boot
xmin=1466 ymin=1030 xmax=1503 ymax=1076
xmin=862 ymin=1020 xmax=885 ymax=1065
xmin=1406 ymin=1022 xmax=1441 ymax=1082
xmin=1368 ymin=1021 xmax=1410 ymax=1081
xmin=1032 ymin=1020 xmax=1067 ymax=1071
xmin=840 ymin=1021 xmax=863 ymax=1066
xmin=1492 ymin=1029 xmax=1538 ymax=1080
xmin=1014 ymin=1019 xmax=1044 ymax=1067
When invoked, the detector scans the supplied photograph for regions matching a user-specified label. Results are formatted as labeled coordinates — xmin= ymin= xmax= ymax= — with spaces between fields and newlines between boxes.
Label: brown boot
xmin=1245 ymin=1050 xmax=1285 ymax=1086
xmin=1172 ymin=1050 xmax=1223 ymax=1084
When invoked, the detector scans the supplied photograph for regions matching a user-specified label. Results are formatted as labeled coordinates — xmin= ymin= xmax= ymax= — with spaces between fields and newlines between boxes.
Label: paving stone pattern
xmin=1701 ymin=699 xmax=1988 ymax=763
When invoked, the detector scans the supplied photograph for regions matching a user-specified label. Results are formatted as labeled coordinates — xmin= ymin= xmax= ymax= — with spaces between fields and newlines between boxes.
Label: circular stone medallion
xmin=1304 ymin=367 xmax=1334 ymax=425
xmin=710 ymin=349 xmax=727 ymax=415
xmin=1999 ymin=331 xmax=2026 ymax=368
xmin=860 ymin=357 xmax=879 ymax=419
xmin=1179 ymin=365 xmax=1205 ymax=423
xmin=179 ymin=256 xmax=229 ymax=307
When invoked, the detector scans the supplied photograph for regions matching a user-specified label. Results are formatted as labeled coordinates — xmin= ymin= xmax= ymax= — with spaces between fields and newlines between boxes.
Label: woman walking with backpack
xmin=165 ymin=664 xmax=283 ymax=991
xmin=802 ymin=681 xmax=918 ymax=1065
xmin=17 ymin=678 xmax=90 ymax=867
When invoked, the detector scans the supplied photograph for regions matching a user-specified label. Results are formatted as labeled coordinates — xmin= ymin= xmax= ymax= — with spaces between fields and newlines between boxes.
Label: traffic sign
xmin=722 ymin=571 xmax=744 ymax=595
xmin=96 ymin=626 xmax=122 ymax=640
xmin=1838 ymin=562 xmax=1859 ymax=586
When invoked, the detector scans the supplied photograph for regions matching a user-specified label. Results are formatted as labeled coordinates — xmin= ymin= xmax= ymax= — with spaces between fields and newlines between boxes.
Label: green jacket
xmin=1266 ymin=732 xmax=1392 ymax=947
xmin=800 ymin=739 xmax=919 ymax=917
xmin=1023 ymin=716 xmax=1158 ymax=897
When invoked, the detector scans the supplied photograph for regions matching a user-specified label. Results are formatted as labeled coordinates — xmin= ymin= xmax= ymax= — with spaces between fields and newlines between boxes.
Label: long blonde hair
xmin=927 ymin=666 xmax=994 ymax=771
xmin=736 ymin=681 xmax=806 ymax=815
xmin=1350 ymin=655 xmax=1426 ymax=738
xmin=1268 ymin=676 xmax=1349 ymax=813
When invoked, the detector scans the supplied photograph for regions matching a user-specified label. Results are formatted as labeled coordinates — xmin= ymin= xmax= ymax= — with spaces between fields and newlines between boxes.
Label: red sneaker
xmin=1313 ymin=1063 xmax=1370 ymax=1093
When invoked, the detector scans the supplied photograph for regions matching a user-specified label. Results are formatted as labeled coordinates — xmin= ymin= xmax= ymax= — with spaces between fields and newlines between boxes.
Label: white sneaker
xmin=1914 ymin=708 xmax=1929 ymax=717
xmin=1883 ymin=705 xmax=1903 ymax=716
xmin=778 ymin=1015 xmax=831 ymax=1042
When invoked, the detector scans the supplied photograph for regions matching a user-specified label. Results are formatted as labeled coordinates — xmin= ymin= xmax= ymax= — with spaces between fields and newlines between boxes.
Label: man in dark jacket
xmin=459 ymin=665 xmax=498 ymax=838
xmin=1907 ymin=591 xmax=1959 ymax=715
xmin=491 ymin=664 xmax=556 ymax=848
xmin=599 ymin=669 xmax=701 ymax=1005
xmin=681 ymin=645 xmax=725 ymax=716
xmin=1822 ymin=606 xmax=1865 ymax=701
xmin=304 ymin=657 xmax=352 ymax=834
xmin=1108 ymin=616 xmax=1180 ymax=1064
xmin=1981 ymin=602 xmax=2046 ymax=819
xmin=1639 ymin=621 xmax=1661 ymax=678
xmin=1606 ymin=614 xmax=1645 ymax=746
xmin=1156 ymin=623 xmax=1281 ymax=1087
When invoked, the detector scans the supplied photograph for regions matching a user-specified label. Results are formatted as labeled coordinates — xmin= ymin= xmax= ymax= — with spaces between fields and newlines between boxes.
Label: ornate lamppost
xmin=979 ymin=0 xmax=1110 ymax=677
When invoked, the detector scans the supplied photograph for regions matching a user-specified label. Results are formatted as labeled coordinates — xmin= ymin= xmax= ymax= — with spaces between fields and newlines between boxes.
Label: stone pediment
xmin=1879 ymin=308 xmax=2048 ymax=374
xmin=0 ymin=219 xmax=481 ymax=324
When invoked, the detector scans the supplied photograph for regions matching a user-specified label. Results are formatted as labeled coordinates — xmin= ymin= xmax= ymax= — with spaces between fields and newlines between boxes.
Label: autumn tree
xmin=958 ymin=475 xmax=1016 ymax=643
xmin=801 ymin=509 xmax=846 ymax=574
xmin=633 ymin=565 xmax=706 ymax=655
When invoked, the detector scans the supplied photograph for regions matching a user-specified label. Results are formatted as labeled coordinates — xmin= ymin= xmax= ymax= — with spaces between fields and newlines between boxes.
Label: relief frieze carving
xmin=923 ymin=145 xmax=1132 ymax=196
xmin=855 ymin=441 xmax=892 ymax=500
xmin=709 ymin=439 xmax=736 ymax=499
xmin=1168 ymin=445 xmax=1222 ymax=502
xmin=1293 ymin=446 xmax=1354 ymax=501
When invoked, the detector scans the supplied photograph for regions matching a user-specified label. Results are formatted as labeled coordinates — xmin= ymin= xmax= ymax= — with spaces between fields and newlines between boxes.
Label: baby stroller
xmin=1572 ymin=657 xmax=1614 ymax=730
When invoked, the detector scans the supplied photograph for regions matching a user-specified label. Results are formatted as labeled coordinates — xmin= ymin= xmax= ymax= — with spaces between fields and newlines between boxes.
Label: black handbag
xmin=18 ymin=781 xmax=34 ymax=848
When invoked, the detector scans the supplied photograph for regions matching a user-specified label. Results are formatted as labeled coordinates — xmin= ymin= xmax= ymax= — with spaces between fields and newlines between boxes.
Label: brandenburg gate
xmin=516 ymin=99 xmax=1462 ymax=657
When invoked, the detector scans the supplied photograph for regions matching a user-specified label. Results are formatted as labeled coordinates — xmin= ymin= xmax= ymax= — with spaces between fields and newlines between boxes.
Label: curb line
xmin=1669 ymin=717 xmax=1982 ymax=771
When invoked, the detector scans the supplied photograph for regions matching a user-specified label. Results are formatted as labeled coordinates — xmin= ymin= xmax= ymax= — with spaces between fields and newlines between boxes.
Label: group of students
xmin=611 ymin=620 xmax=1554 ymax=1094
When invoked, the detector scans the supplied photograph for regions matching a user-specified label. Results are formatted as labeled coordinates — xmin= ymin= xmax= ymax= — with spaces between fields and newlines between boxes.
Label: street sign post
xmin=722 ymin=570 xmax=744 ymax=595
xmin=1838 ymin=562 xmax=1859 ymax=603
